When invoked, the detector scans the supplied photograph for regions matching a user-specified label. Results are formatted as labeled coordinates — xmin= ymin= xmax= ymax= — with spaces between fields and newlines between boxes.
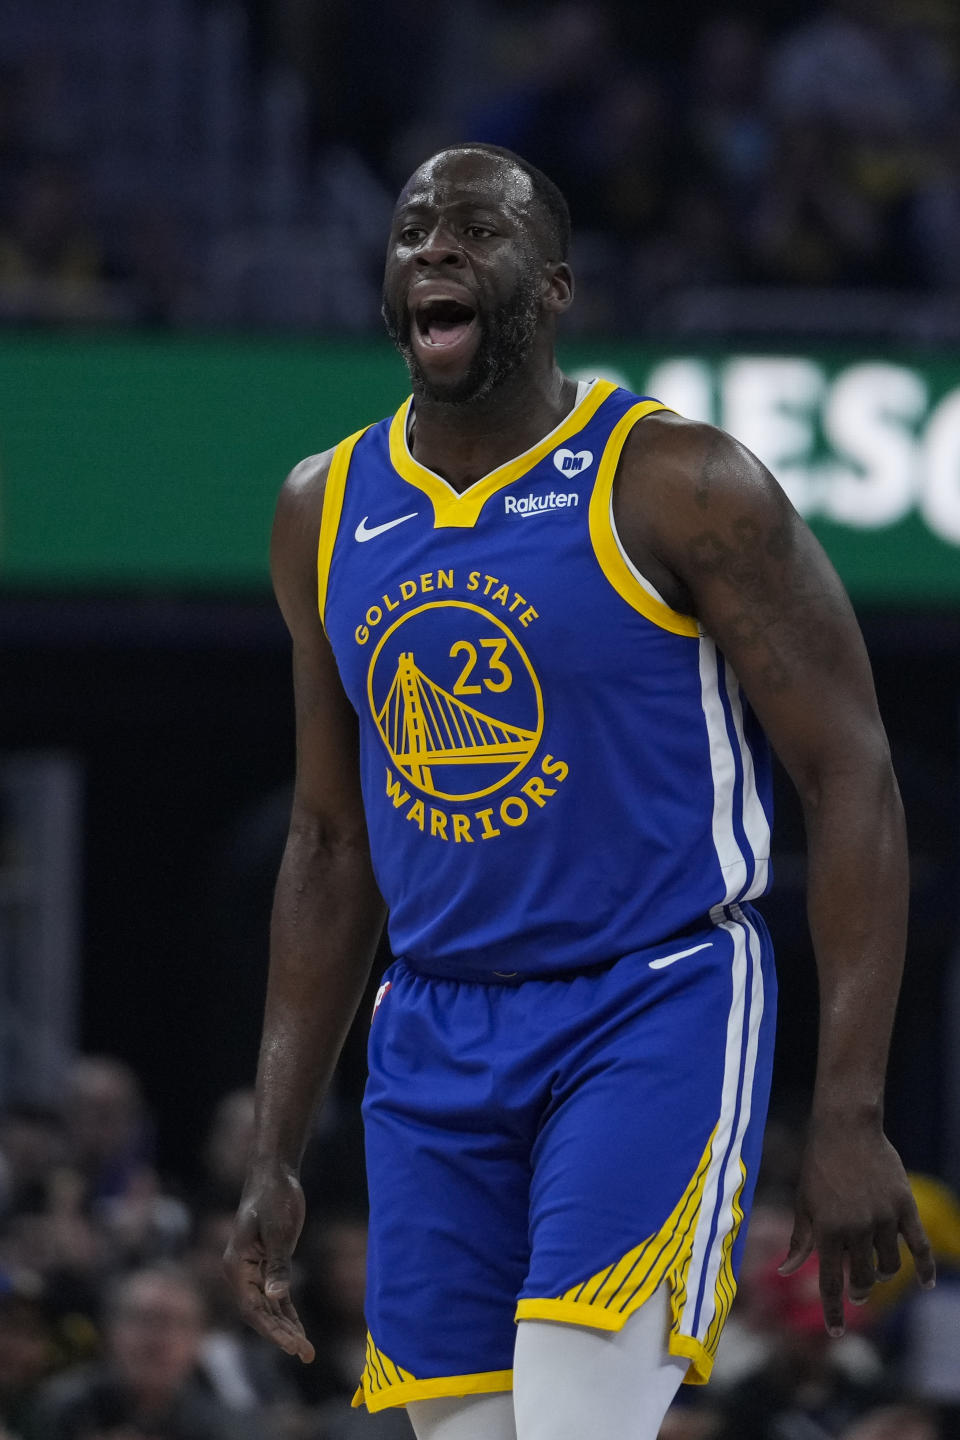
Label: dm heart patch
xmin=553 ymin=448 xmax=593 ymax=475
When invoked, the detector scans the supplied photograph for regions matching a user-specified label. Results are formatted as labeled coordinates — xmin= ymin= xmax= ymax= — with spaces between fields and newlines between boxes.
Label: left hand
xmin=779 ymin=1117 xmax=936 ymax=1335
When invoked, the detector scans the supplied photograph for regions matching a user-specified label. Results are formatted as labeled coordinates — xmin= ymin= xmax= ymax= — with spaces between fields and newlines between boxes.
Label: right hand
xmin=223 ymin=1164 xmax=315 ymax=1362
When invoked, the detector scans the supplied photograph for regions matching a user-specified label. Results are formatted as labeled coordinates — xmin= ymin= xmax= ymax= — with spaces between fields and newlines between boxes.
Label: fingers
xmin=223 ymin=1230 xmax=315 ymax=1364
xmin=264 ymin=1259 xmax=292 ymax=1301
xmin=247 ymin=1284 xmax=316 ymax=1363
xmin=778 ymin=1213 xmax=814 ymax=1276
xmin=899 ymin=1198 xmax=936 ymax=1291
xmin=805 ymin=1203 xmax=935 ymax=1336
xmin=873 ymin=1219 xmax=901 ymax=1283
xmin=846 ymin=1228 xmax=877 ymax=1307
xmin=816 ymin=1235 xmax=847 ymax=1337
xmin=228 ymin=1251 xmax=315 ymax=1363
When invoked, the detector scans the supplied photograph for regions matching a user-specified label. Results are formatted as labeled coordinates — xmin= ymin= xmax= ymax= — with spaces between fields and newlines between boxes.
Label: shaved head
xmin=402 ymin=145 xmax=570 ymax=263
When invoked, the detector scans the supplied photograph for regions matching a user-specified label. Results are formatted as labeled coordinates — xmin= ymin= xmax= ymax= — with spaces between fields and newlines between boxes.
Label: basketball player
xmin=224 ymin=146 xmax=935 ymax=1440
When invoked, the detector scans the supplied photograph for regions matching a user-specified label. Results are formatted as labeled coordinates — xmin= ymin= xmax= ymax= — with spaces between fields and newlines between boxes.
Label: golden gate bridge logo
xmin=367 ymin=601 xmax=543 ymax=802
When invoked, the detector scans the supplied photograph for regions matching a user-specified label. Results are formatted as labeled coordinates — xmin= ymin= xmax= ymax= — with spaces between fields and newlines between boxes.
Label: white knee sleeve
xmin=406 ymin=1288 xmax=687 ymax=1440
xmin=407 ymin=1391 xmax=517 ymax=1440
xmin=513 ymin=1286 xmax=688 ymax=1440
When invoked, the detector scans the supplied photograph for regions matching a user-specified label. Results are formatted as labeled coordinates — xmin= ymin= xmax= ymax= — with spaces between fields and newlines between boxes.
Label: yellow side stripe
xmin=612 ymin=1157 xmax=709 ymax=1314
xmin=615 ymin=1182 xmax=705 ymax=1317
xmin=514 ymin=1127 xmax=750 ymax=1387
xmin=352 ymin=1335 xmax=512 ymax=1414
xmin=557 ymin=1127 xmax=714 ymax=1314
xmin=581 ymin=1261 xmax=616 ymax=1305
xmin=703 ymin=1159 xmax=747 ymax=1356
xmin=587 ymin=402 xmax=699 ymax=637
xmin=354 ymin=1332 xmax=415 ymax=1409
xmin=316 ymin=425 xmax=368 ymax=626
xmin=512 ymin=1127 xmax=718 ymax=1384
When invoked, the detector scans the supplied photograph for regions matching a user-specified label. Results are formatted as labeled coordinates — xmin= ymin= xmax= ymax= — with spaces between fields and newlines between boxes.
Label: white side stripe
xmin=723 ymin=664 xmax=771 ymax=898
xmin=648 ymin=942 xmax=713 ymax=970
xmin=698 ymin=636 xmax=746 ymax=902
xmin=681 ymin=916 xmax=749 ymax=1330
xmin=681 ymin=638 xmax=767 ymax=1350
xmin=695 ymin=907 xmax=765 ymax=1343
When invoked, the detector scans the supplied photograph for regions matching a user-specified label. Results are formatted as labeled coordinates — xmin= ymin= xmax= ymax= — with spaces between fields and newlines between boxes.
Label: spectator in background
xmin=184 ymin=1208 xmax=296 ymax=1418
xmin=0 ymin=165 xmax=124 ymax=323
xmin=26 ymin=1264 xmax=268 ymax=1440
xmin=687 ymin=17 xmax=773 ymax=201
xmin=282 ymin=1210 xmax=370 ymax=1414
xmin=284 ymin=1210 xmax=414 ymax=1439
xmin=765 ymin=0 xmax=953 ymax=288
xmin=840 ymin=1405 xmax=943 ymax=1440
xmin=711 ymin=1251 xmax=889 ymax=1440
xmin=0 ymin=1106 xmax=65 ymax=1220
xmin=0 ymin=1167 xmax=107 ymax=1318
xmin=197 ymin=1091 xmax=255 ymax=1212
xmin=64 ymin=1057 xmax=189 ymax=1267
xmin=767 ymin=0 xmax=951 ymax=142
xmin=880 ymin=1175 xmax=960 ymax=1420
xmin=746 ymin=123 xmax=885 ymax=285
xmin=0 ymin=1272 xmax=60 ymax=1439
xmin=64 ymin=1058 xmax=152 ymax=1209
xmin=465 ymin=2 xmax=624 ymax=219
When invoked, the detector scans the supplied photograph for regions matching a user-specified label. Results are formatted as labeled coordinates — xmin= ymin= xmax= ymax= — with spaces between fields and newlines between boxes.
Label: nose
xmin=415 ymin=222 xmax=465 ymax=268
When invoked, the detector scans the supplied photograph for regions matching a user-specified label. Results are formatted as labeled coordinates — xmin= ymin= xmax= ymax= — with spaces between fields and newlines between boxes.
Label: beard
xmin=382 ymin=271 xmax=543 ymax=406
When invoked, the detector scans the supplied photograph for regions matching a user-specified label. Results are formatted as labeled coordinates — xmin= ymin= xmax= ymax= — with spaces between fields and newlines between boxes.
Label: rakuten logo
xmin=504 ymin=492 xmax=580 ymax=517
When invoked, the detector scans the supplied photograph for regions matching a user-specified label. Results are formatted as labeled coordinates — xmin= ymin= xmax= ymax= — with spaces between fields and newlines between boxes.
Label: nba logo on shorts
xmin=372 ymin=981 xmax=392 ymax=1021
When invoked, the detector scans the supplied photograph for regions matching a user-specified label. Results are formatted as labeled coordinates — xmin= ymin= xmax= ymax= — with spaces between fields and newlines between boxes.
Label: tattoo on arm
xmin=684 ymin=453 xmax=847 ymax=695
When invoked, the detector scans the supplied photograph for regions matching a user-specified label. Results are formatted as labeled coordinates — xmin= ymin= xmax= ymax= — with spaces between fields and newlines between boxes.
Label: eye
xmin=399 ymin=225 xmax=426 ymax=245
xmin=465 ymin=224 xmax=494 ymax=240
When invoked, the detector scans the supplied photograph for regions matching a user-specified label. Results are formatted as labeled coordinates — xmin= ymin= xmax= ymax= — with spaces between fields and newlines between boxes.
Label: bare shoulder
xmin=620 ymin=410 xmax=866 ymax=701
xmin=275 ymin=448 xmax=336 ymax=529
xmin=613 ymin=411 xmax=798 ymax=615
xmin=620 ymin=410 xmax=787 ymax=523
xmin=271 ymin=447 xmax=337 ymax=629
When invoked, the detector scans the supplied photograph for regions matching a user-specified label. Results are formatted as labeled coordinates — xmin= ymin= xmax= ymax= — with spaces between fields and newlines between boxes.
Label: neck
xmin=409 ymin=361 xmax=577 ymax=493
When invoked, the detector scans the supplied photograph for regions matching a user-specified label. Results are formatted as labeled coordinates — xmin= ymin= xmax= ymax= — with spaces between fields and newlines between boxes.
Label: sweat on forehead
xmin=398 ymin=149 xmax=535 ymax=213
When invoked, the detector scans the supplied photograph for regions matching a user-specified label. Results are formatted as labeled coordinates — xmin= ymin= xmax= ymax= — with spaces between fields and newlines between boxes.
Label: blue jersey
xmin=319 ymin=379 xmax=773 ymax=980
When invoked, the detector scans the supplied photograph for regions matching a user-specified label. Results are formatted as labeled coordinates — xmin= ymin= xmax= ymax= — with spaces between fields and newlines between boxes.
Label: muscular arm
xmin=225 ymin=453 xmax=386 ymax=1359
xmin=615 ymin=415 xmax=935 ymax=1331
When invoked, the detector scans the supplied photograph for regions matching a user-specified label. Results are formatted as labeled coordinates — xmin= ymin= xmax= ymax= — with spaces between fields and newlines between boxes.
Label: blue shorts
xmin=354 ymin=904 xmax=776 ymax=1413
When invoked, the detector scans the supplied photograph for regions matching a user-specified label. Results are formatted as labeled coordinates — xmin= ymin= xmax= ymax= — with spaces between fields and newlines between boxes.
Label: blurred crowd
xmin=1 ymin=1054 xmax=959 ymax=1440
xmin=2 ymin=0 xmax=960 ymax=333
xmin=0 ymin=1055 xmax=396 ymax=1440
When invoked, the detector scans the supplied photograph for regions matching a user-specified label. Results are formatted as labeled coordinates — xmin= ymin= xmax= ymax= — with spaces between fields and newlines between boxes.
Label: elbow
xmin=286 ymin=805 xmax=372 ymax=864
xmin=792 ymin=729 xmax=901 ymax=818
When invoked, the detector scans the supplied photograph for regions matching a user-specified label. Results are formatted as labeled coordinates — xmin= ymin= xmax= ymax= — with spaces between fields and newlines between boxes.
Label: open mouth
xmin=414 ymin=296 xmax=478 ymax=351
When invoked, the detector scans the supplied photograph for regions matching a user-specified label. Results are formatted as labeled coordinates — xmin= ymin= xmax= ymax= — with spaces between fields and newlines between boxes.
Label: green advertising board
xmin=2 ymin=332 xmax=960 ymax=601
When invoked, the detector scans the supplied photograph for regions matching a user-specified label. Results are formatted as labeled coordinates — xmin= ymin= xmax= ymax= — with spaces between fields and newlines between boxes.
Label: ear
xmin=542 ymin=262 xmax=574 ymax=315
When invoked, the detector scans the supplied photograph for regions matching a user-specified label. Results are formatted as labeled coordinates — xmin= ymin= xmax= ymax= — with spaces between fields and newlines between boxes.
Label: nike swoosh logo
xmin=355 ymin=512 xmax=418 ymax=542
xmin=648 ymin=942 xmax=713 ymax=970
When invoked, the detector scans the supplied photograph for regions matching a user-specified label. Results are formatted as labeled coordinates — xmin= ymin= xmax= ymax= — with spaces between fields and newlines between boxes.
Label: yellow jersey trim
xmin=316 ymin=426 xmax=368 ymax=626
xmin=352 ymin=1331 xmax=513 ymax=1413
xmin=514 ymin=1125 xmax=720 ymax=1386
xmin=669 ymin=1334 xmax=715 ymax=1386
xmin=588 ymin=402 xmax=699 ymax=637
xmin=387 ymin=379 xmax=618 ymax=529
